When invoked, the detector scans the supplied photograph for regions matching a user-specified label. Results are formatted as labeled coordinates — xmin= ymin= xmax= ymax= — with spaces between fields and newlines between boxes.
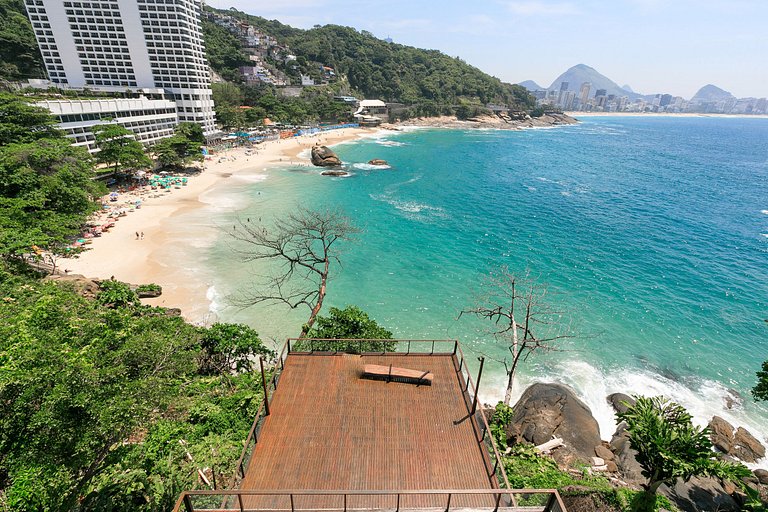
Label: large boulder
xmin=709 ymin=416 xmax=735 ymax=454
xmin=607 ymin=392 xmax=635 ymax=414
xmin=507 ymin=383 xmax=602 ymax=466
xmin=609 ymin=424 xmax=646 ymax=484
xmin=661 ymin=476 xmax=740 ymax=512
xmin=734 ymin=426 xmax=766 ymax=463
xmin=368 ymin=159 xmax=389 ymax=166
xmin=311 ymin=145 xmax=342 ymax=167
xmin=44 ymin=274 xmax=101 ymax=299
xmin=707 ymin=417 xmax=765 ymax=463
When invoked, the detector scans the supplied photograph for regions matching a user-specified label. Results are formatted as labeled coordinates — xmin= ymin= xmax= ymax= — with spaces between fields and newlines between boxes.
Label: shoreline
xmin=62 ymin=127 xmax=378 ymax=323
xmin=566 ymin=111 xmax=768 ymax=119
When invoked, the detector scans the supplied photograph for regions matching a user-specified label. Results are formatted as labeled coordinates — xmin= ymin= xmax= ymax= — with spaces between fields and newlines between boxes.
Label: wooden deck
xmin=239 ymin=353 xmax=496 ymax=510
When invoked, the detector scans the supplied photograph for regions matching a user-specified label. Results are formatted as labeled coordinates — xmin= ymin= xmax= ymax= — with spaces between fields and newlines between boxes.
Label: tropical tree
xmin=298 ymin=305 xmax=394 ymax=352
xmin=153 ymin=123 xmax=204 ymax=170
xmin=616 ymin=396 xmax=752 ymax=512
xmin=0 ymin=137 xmax=103 ymax=259
xmin=93 ymin=123 xmax=151 ymax=174
xmin=198 ymin=322 xmax=274 ymax=375
xmin=460 ymin=267 xmax=573 ymax=405
xmin=228 ymin=207 xmax=359 ymax=337
xmin=752 ymin=359 xmax=768 ymax=401
xmin=0 ymin=93 xmax=62 ymax=144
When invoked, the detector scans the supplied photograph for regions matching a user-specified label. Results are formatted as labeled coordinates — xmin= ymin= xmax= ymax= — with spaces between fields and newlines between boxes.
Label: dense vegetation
xmin=0 ymin=0 xmax=44 ymax=82
xmin=203 ymin=6 xmax=536 ymax=123
xmin=0 ymin=266 xmax=274 ymax=510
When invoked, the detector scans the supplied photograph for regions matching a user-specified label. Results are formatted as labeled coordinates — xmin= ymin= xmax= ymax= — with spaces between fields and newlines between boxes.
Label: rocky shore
xmin=393 ymin=112 xmax=578 ymax=130
xmin=498 ymin=383 xmax=768 ymax=511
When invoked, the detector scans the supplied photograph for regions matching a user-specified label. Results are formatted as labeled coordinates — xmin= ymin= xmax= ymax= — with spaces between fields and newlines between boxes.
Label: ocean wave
xmin=370 ymin=193 xmax=448 ymax=221
xmin=206 ymin=285 xmax=225 ymax=317
xmin=761 ymin=210 xmax=768 ymax=215
xmin=376 ymin=140 xmax=408 ymax=147
xmin=480 ymin=359 xmax=768 ymax=469
xmin=352 ymin=163 xmax=392 ymax=171
xmin=233 ymin=173 xmax=269 ymax=183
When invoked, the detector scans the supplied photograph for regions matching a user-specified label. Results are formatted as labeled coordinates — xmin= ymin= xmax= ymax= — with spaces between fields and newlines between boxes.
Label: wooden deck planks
xmin=239 ymin=353 xmax=496 ymax=509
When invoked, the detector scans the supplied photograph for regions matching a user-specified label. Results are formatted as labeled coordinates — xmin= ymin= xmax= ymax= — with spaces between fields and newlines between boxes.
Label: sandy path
xmin=63 ymin=127 xmax=378 ymax=323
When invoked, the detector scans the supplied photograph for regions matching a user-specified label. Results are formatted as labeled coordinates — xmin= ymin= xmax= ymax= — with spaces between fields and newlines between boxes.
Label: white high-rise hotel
xmin=24 ymin=0 xmax=216 ymax=137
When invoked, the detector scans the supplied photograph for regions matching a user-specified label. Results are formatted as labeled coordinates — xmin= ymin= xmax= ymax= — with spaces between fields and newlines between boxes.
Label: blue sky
xmin=205 ymin=0 xmax=767 ymax=99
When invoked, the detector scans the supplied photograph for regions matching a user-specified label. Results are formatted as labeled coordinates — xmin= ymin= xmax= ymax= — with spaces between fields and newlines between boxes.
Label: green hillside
xmin=0 ymin=0 xmax=44 ymax=82
xmin=204 ymin=7 xmax=536 ymax=115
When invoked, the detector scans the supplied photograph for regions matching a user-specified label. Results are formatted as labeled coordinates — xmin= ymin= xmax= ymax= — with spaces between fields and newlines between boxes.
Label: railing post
xmin=494 ymin=493 xmax=501 ymax=512
xmin=260 ymin=357 xmax=270 ymax=416
xmin=431 ymin=340 xmax=435 ymax=354
xmin=290 ymin=493 xmax=295 ymax=512
xmin=237 ymin=494 xmax=244 ymax=512
xmin=396 ymin=493 xmax=400 ymax=512
xmin=287 ymin=339 xmax=291 ymax=353
xmin=471 ymin=356 xmax=485 ymax=415
xmin=183 ymin=494 xmax=194 ymax=512
xmin=453 ymin=340 xmax=458 ymax=354
xmin=445 ymin=492 xmax=452 ymax=512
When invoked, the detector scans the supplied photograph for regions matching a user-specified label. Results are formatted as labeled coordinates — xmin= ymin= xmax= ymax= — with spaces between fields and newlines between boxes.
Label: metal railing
xmin=285 ymin=338 xmax=459 ymax=356
xmin=174 ymin=488 xmax=568 ymax=512
xmin=204 ymin=339 xmax=564 ymax=512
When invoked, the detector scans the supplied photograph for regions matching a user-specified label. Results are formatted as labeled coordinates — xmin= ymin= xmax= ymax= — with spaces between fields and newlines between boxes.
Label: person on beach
xmin=136 ymin=232 xmax=139 ymax=240
xmin=140 ymin=232 xmax=144 ymax=240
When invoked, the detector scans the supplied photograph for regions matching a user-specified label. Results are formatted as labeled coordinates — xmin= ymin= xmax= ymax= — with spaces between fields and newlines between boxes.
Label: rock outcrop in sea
xmin=499 ymin=383 xmax=768 ymax=511
xmin=507 ymin=383 xmax=602 ymax=466
xmin=310 ymin=145 xmax=342 ymax=167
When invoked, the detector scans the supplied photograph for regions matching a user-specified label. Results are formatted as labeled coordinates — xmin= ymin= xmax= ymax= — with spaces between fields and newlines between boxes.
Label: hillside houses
xmin=204 ymin=10 xmax=336 ymax=88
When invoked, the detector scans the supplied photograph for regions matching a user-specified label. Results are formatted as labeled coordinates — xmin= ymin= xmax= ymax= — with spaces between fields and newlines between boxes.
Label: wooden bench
xmin=361 ymin=364 xmax=433 ymax=386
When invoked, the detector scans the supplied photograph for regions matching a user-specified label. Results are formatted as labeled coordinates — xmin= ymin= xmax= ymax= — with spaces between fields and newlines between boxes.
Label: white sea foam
xmin=352 ymin=163 xmax=392 ymax=171
xmin=479 ymin=358 xmax=768 ymax=469
xmin=369 ymin=193 xmax=448 ymax=221
xmin=761 ymin=210 xmax=768 ymax=215
xmin=233 ymin=173 xmax=269 ymax=184
xmin=376 ymin=140 xmax=408 ymax=147
xmin=206 ymin=285 xmax=224 ymax=315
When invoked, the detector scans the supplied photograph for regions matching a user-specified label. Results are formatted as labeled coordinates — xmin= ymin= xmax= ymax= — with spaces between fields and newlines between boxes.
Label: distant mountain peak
xmin=621 ymin=84 xmax=634 ymax=93
xmin=691 ymin=84 xmax=734 ymax=102
xmin=518 ymin=80 xmax=543 ymax=91
xmin=547 ymin=64 xmax=640 ymax=99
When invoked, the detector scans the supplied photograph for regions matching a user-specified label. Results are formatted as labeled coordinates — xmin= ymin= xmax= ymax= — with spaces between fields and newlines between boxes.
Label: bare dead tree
xmin=228 ymin=207 xmax=359 ymax=337
xmin=460 ymin=267 xmax=574 ymax=406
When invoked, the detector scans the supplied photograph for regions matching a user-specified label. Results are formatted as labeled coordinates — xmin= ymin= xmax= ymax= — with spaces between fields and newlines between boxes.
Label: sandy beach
xmin=63 ymin=127 xmax=377 ymax=323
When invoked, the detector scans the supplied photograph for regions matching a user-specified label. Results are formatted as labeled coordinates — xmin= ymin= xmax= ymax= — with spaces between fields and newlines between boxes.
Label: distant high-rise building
xmin=559 ymin=81 xmax=569 ymax=92
xmin=659 ymin=94 xmax=673 ymax=107
xmin=23 ymin=0 xmax=216 ymax=136
xmin=595 ymin=89 xmax=607 ymax=98
xmin=579 ymin=82 xmax=591 ymax=108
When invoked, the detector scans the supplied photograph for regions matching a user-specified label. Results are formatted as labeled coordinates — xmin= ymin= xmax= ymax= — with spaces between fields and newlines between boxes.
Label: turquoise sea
xmin=184 ymin=116 xmax=768 ymax=448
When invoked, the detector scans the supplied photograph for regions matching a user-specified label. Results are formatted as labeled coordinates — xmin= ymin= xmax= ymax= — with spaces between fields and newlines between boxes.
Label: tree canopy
xmin=0 ymin=0 xmax=45 ymax=81
xmin=0 ymin=267 xmax=274 ymax=510
xmin=752 ymin=360 xmax=768 ymax=401
xmin=94 ymin=123 xmax=152 ymax=174
xmin=616 ymin=396 xmax=751 ymax=512
xmin=0 ymin=136 xmax=104 ymax=258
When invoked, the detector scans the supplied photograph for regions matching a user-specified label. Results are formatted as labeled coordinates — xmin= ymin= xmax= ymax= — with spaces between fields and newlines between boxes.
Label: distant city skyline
xmin=204 ymin=0 xmax=767 ymax=99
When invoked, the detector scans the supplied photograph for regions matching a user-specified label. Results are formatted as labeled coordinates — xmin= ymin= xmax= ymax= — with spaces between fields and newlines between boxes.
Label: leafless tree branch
xmin=226 ymin=206 xmax=359 ymax=336
xmin=460 ymin=266 xmax=575 ymax=406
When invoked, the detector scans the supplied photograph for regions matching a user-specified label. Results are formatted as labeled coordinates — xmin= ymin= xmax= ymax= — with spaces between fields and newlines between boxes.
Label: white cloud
xmin=502 ymin=1 xmax=579 ymax=16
